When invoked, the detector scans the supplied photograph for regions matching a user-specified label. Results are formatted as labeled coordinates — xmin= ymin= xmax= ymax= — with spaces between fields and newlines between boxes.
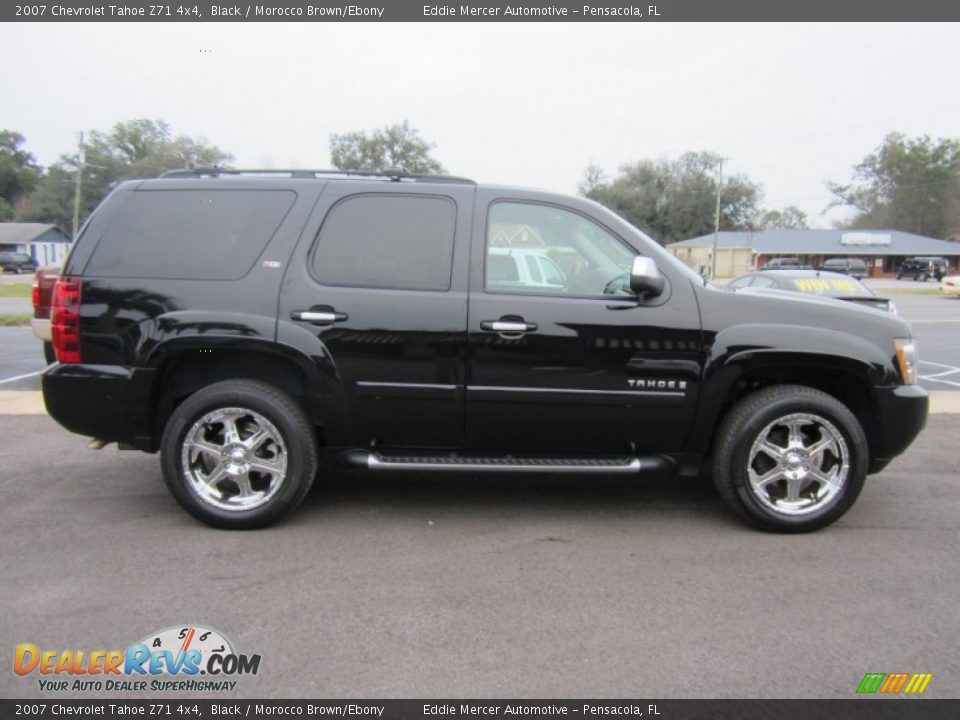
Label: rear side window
xmin=311 ymin=194 xmax=456 ymax=291
xmin=85 ymin=190 xmax=295 ymax=280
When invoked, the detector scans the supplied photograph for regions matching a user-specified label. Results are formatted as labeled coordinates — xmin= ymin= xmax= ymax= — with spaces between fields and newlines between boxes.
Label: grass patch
xmin=0 ymin=284 xmax=32 ymax=298
xmin=0 ymin=314 xmax=32 ymax=327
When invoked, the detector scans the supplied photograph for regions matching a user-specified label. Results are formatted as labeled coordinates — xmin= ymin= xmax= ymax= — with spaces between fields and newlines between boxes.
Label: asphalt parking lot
xmin=1 ymin=275 xmax=958 ymax=699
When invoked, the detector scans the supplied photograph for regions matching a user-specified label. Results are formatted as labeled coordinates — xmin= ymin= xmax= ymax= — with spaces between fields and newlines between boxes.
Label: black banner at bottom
xmin=2 ymin=700 xmax=956 ymax=720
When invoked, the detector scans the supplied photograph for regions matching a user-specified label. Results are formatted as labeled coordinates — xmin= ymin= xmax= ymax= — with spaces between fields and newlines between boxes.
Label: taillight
xmin=51 ymin=276 xmax=82 ymax=364
xmin=31 ymin=280 xmax=40 ymax=313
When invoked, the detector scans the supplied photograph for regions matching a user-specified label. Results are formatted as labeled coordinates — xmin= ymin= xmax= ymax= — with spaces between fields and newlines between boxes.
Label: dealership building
xmin=667 ymin=228 xmax=960 ymax=278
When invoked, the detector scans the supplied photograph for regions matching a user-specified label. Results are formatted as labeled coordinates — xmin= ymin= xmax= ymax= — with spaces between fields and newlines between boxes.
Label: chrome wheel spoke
xmin=758 ymin=440 xmax=785 ymax=461
xmin=784 ymin=477 xmax=806 ymax=503
xmin=786 ymin=420 xmax=805 ymax=448
xmin=222 ymin=415 xmax=242 ymax=445
xmin=233 ymin=472 xmax=258 ymax=499
xmin=244 ymin=428 xmax=269 ymax=451
xmin=249 ymin=456 xmax=284 ymax=475
xmin=750 ymin=467 xmax=784 ymax=489
xmin=190 ymin=438 xmax=224 ymax=460
xmin=805 ymin=434 xmax=835 ymax=460
xmin=202 ymin=463 xmax=228 ymax=490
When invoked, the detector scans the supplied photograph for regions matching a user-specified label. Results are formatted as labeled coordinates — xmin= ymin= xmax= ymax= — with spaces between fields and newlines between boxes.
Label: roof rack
xmin=159 ymin=167 xmax=476 ymax=185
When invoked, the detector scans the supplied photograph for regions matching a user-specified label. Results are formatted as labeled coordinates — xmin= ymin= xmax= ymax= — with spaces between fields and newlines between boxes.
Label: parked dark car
xmin=819 ymin=257 xmax=868 ymax=279
xmin=32 ymin=266 xmax=60 ymax=364
xmin=897 ymin=256 xmax=948 ymax=281
xmin=761 ymin=257 xmax=811 ymax=271
xmin=728 ymin=270 xmax=895 ymax=313
xmin=0 ymin=251 xmax=38 ymax=274
xmin=42 ymin=169 xmax=928 ymax=533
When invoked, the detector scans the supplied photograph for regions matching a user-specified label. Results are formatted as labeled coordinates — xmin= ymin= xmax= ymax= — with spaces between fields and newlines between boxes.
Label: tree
xmin=330 ymin=121 xmax=445 ymax=174
xmin=22 ymin=119 xmax=232 ymax=231
xmin=580 ymin=152 xmax=763 ymax=244
xmin=828 ymin=132 xmax=960 ymax=238
xmin=757 ymin=206 xmax=809 ymax=230
xmin=0 ymin=130 xmax=41 ymax=220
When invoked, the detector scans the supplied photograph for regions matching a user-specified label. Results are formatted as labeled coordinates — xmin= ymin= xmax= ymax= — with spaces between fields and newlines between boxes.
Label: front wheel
xmin=918 ymin=272 xmax=928 ymax=282
xmin=712 ymin=385 xmax=868 ymax=532
xmin=160 ymin=379 xmax=318 ymax=529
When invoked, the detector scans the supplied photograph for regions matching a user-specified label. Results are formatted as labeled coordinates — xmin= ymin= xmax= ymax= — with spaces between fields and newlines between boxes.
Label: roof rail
xmin=159 ymin=167 xmax=476 ymax=185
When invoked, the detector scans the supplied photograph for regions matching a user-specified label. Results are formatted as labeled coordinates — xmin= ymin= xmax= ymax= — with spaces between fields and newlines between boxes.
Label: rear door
xmin=278 ymin=182 xmax=474 ymax=448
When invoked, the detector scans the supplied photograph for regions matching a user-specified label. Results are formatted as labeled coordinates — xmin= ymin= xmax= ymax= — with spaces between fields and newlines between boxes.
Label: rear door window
xmin=85 ymin=190 xmax=296 ymax=280
xmin=311 ymin=194 xmax=456 ymax=291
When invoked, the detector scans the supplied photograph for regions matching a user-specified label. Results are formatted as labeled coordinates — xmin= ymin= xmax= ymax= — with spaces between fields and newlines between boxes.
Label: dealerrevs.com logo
xmin=13 ymin=625 xmax=261 ymax=693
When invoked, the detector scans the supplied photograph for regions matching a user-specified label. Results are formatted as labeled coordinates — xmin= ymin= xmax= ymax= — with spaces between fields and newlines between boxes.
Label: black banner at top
xmin=2 ymin=0 xmax=959 ymax=22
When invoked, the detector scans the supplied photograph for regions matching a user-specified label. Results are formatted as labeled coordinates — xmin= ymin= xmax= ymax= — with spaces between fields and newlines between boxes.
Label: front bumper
xmin=868 ymin=384 xmax=929 ymax=473
xmin=42 ymin=363 xmax=157 ymax=451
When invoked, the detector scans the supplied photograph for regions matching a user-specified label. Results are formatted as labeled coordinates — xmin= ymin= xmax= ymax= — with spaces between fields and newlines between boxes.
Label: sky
xmin=2 ymin=22 xmax=959 ymax=228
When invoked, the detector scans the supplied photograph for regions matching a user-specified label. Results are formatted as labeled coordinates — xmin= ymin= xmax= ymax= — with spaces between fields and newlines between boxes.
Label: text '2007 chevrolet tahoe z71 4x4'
xmin=43 ymin=169 xmax=928 ymax=532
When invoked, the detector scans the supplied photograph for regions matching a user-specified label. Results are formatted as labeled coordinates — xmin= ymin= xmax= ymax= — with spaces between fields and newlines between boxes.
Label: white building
xmin=0 ymin=223 xmax=72 ymax=267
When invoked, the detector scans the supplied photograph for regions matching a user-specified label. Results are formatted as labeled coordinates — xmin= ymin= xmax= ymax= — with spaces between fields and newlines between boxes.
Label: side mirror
xmin=630 ymin=256 xmax=666 ymax=298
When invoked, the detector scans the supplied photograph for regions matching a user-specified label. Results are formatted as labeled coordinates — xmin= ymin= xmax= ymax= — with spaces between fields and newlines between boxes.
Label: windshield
xmin=787 ymin=276 xmax=873 ymax=297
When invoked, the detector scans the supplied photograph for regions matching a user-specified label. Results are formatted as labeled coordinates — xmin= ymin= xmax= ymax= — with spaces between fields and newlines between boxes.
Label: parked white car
xmin=940 ymin=275 xmax=960 ymax=296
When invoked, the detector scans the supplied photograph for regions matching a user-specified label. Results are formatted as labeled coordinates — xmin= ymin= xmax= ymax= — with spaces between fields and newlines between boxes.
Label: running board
xmin=339 ymin=450 xmax=669 ymax=474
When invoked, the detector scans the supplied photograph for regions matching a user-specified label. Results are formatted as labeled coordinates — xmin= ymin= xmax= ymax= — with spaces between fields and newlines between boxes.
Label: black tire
xmin=43 ymin=342 xmax=56 ymax=365
xmin=918 ymin=272 xmax=927 ymax=282
xmin=712 ymin=384 xmax=868 ymax=533
xmin=160 ymin=379 xmax=318 ymax=529
xmin=895 ymin=272 xmax=902 ymax=280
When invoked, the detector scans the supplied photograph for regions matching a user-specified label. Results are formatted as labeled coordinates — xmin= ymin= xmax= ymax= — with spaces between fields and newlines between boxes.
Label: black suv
xmin=897 ymin=256 xmax=947 ymax=281
xmin=43 ymin=169 xmax=928 ymax=532
xmin=0 ymin=251 xmax=38 ymax=274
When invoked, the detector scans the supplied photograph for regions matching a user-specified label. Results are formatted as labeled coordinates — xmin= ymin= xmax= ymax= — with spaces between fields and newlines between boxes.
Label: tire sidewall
xmin=727 ymin=393 xmax=868 ymax=531
xmin=161 ymin=384 xmax=315 ymax=529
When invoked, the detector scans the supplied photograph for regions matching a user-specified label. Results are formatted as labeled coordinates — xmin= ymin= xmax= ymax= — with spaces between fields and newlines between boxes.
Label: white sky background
xmin=2 ymin=22 xmax=959 ymax=228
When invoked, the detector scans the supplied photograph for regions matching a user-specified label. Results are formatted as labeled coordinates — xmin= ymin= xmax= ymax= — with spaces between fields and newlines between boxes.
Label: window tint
xmin=312 ymin=195 xmax=456 ymax=291
xmin=486 ymin=202 xmax=635 ymax=296
xmin=86 ymin=190 xmax=295 ymax=280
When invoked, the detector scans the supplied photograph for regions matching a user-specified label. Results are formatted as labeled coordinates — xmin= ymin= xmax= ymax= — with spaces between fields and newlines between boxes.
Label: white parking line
xmin=919 ymin=360 xmax=960 ymax=388
xmin=0 ymin=370 xmax=43 ymax=386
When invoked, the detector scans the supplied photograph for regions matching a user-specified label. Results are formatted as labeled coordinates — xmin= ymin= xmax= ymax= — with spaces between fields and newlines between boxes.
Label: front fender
xmin=685 ymin=323 xmax=897 ymax=455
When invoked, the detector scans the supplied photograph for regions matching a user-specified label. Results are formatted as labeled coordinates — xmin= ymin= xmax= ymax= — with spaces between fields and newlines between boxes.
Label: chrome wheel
xmin=746 ymin=412 xmax=849 ymax=517
xmin=181 ymin=407 xmax=288 ymax=512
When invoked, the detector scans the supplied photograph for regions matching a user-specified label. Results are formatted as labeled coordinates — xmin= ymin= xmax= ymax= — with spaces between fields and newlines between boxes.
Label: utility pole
xmin=710 ymin=158 xmax=724 ymax=281
xmin=72 ymin=132 xmax=86 ymax=241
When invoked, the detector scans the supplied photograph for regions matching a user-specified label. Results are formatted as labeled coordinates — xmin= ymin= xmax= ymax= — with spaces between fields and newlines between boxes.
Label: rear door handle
xmin=291 ymin=307 xmax=348 ymax=325
xmin=480 ymin=319 xmax=538 ymax=333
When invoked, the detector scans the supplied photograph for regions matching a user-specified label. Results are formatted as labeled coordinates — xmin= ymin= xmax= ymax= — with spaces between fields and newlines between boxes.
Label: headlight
xmin=888 ymin=301 xmax=898 ymax=315
xmin=895 ymin=338 xmax=917 ymax=385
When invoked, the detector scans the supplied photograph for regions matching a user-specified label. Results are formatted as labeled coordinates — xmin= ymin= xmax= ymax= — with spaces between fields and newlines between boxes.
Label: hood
xmin=701 ymin=283 xmax=913 ymax=338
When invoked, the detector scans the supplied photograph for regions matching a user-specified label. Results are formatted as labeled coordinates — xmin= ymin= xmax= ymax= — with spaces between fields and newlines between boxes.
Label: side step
xmin=340 ymin=450 xmax=669 ymax=474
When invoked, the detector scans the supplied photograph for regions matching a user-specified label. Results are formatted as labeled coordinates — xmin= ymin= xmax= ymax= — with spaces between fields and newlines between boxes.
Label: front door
xmin=466 ymin=193 xmax=702 ymax=454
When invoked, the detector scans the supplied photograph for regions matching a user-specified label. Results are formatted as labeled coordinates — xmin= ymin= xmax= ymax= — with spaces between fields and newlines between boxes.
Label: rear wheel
xmin=160 ymin=379 xmax=317 ymax=529
xmin=712 ymin=385 xmax=868 ymax=532
xmin=918 ymin=272 xmax=928 ymax=282
xmin=43 ymin=342 xmax=55 ymax=364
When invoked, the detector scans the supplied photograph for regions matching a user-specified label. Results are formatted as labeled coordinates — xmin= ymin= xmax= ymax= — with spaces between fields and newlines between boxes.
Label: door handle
xmin=291 ymin=308 xmax=348 ymax=325
xmin=480 ymin=319 xmax=538 ymax=333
